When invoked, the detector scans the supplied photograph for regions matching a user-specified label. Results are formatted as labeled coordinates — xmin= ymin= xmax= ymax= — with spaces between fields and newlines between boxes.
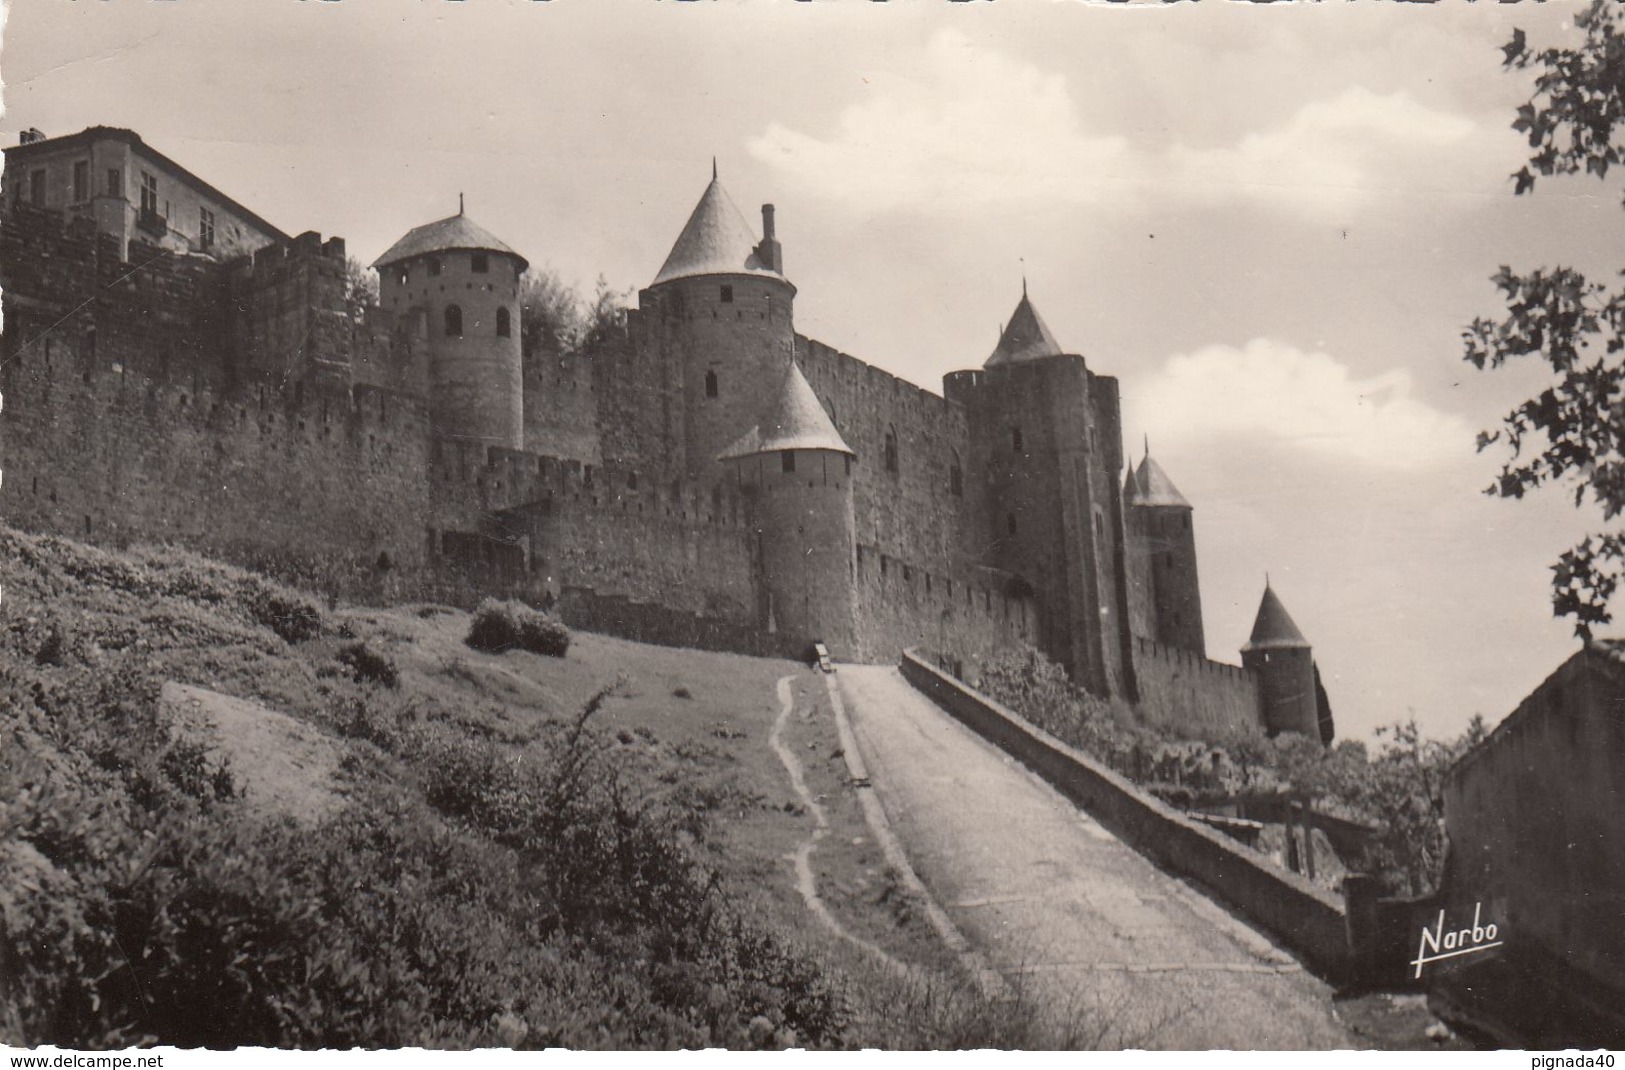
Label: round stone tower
xmin=374 ymin=206 xmax=527 ymax=451
xmin=648 ymin=163 xmax=796 ymax=485
xmin=1125 ymin=444 xmax=1206 ymax=655
xmin=722 ymin=361 xmax=858 ymax=658
xmin=1240 ymin=582 xmax=1320 ymax=739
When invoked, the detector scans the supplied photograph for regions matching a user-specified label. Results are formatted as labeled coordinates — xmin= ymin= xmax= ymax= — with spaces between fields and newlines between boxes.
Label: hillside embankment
xmin=0 ymin=527 xmax=1076 ymax=1049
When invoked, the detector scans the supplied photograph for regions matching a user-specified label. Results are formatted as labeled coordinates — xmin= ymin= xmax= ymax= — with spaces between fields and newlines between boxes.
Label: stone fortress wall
xmin=0 ymin=131 xmax=1334 ymax=745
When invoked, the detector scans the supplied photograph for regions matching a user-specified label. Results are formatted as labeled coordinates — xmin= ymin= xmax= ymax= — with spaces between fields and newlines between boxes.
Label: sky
xmin=4 ymin=0 xmax=1622 ymax=746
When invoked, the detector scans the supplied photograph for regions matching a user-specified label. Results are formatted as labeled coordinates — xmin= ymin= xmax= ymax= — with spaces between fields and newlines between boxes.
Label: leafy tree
xmin=342 ymin=257 xmax=378 ymax=324
xmin=1465 ymin=0 xmax=1625 ymax=638
xmin=519 ymin=267 xmax=583 ymax=357
xmin=581 ymin=274 xmax=632 ymax=352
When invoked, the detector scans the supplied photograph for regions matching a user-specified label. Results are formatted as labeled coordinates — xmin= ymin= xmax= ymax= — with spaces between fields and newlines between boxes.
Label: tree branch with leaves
xmin=1466 ymin=0 xmax=1625 ymax=638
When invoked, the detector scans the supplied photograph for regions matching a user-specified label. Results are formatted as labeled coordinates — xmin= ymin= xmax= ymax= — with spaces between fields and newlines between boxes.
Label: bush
xmin=336 ymin=641 xmax=399 ymax=688
xmin=465 ymin=600 xmax=571 ymax=658
xmin=240 ymin=578 xmax=324 ymax=644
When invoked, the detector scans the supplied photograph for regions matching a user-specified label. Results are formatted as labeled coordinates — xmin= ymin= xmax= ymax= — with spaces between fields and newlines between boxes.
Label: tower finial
xmin=458 ymin=192 xmax=464 ymax=216
xmin=1266 ymin=571 xmax=1272 ymax=589
xmin=1021 ymin=257 xmax=1027 ymax=297
xmin=712 ymin=156 xmax=718 ymax=182
xmin=1143 ymin=433 xmax=1149 ymax=459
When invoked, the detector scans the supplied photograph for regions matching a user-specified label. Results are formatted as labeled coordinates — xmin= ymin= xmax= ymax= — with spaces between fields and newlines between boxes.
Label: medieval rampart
xmin=1132 ymin=636 xmax=1262 ymax=739
xmin=0 ymin=205 xmax=432 ymax=595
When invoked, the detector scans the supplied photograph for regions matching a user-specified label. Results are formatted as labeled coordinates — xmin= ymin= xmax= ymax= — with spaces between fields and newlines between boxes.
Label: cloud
xmin=1127 ymin=339 xmax=1473 ymax=471
xmin=747 ymin=29 xmax=1131 ymax=212
xmin=750 ymin=32 xmax=1514 ymax=223
xmin=1160 ymin=86 xmax=1507 ymax=221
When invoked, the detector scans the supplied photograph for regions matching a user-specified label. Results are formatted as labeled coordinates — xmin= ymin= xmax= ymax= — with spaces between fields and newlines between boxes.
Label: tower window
xmin=705 ymin=369 xmax=718 ymax=398
xmin=472 ymin=252 xmax=489 ymax=273
xmin=720 ymin=284 xmax=734 ymax=304
xmin=429 ymin=257 xmax=442 ymax=277
xmin=199 ymin=207 xmax=215 ymax=250
xmin=884 ymin=426 xmax=899 ymax=474
xmin=139 ymin=171 xmax=157 ymax=215
xmin=950 ymin=451 xmax=963 ymax=497
xmin=1007 ymin=513 xmax=1017 ymax=535
xmin=73 ymin=160 xmax=89 ymax=203
xmin=1012 ymin=427 xmax=1024 ymax=453
xmin=444 ymin=304 xmax=463 ymax=337
xmin=106 ymin=167 xmax=121 ymax=198
xmin=496 ymin=307 xmax=511 ymax=338
xmin=782 ymin=451 xmax=796 ymax=473
xmin=398 ymin=267 xmax=409 ymax=286
xmin=1095 ymin=512 xmax=1104 ymax=541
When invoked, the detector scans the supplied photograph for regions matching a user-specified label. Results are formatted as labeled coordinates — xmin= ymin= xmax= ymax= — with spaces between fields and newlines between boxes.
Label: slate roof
xmin=1243 ymin=584 xmax=1311 ymax=651
xmin=1129 ymin=454 xmax=1191 ymax=508
xmin=985 ymin=288 xmax=1065 ymax=367
xmin=372 ymin=213 xmax=527 ymax=270
xmin=653 ymin=172 xmax=785 ymax=286
xmin=718 ymin=362 xmax=853 ymax=461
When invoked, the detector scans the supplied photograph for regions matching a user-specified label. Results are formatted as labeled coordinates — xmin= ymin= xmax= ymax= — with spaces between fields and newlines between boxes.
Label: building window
xmin=496 ymin=307 xmax=511 ymax=338
xmin=444 ymin=304 xmax=463 ymax=337
xmin=950 ymin=451 xmax=963 ymax=497
xmin=106 ymin=167 xmax=121 ymax=198
xmin=1012 ymin=427 xmax=1024 ymax=453
xmin=428 ymin=257 xmax=442 ymax=277
xmin=705 ymin=370 xmax=718 ymax=398
xmin=884 ymin=426 xmax=898 ymax=474
xmin=73 ymin=160 xmax=89 ymax=203
xmin=397 ymin=267 xmax=409 ymax=286
xmin=139 ymin=171 xmax=158 ymax=215
xmin=720 ymin=284 xmax=734 ymax=304
xmin=472 ymin=252 xmax=489 ymax=274
xmin=1095 ymin=512 xmax=1104 ymax=541
xmin=782 ymin=451 xmax=796 ymax=473
xmin=199 ymin=207 xmax=215 ymax=250
xmin=29 ymin=169 xmax=45 ymax=207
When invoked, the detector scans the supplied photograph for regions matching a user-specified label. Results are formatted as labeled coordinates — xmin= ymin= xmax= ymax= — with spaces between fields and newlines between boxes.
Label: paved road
xmin=838 ymin=665 xmax=1356 ymax=1050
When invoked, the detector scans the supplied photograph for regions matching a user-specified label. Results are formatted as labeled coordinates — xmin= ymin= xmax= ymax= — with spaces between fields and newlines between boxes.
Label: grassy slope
xmin=0 ymin=528 xmax=1039 ymax=1049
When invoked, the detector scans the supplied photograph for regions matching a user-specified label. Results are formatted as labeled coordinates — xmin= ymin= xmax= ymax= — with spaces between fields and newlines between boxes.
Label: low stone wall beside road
xmin=899 ymin=649 xmax=1353 ymax=981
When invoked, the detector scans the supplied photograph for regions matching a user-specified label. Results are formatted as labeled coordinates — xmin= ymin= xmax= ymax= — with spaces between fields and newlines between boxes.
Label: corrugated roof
xmin=985 ymin=288 xmax=1064 ymax=367
xmin=653 ymin=173 xmax=785 ymax=286
xmin=1133 ymin=455 xmax=1191 ymax=508
xmin=718 ymin=362 xmax=853 ymax=461
xmin=1243 ymin=585 xmax=1310 ymax=651
xmin=372 ymin=212 xmax=527 ymax=270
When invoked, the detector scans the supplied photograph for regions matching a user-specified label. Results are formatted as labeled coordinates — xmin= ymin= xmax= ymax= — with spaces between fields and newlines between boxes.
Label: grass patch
xmin=0 ymin=526 xmax=1089 ymax=1049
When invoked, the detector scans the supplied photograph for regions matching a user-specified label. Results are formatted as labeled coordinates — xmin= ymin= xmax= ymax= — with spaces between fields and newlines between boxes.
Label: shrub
xmin=336 ymin=641 xmax=399 ymax=688
xmin=465 ymin=599 xmax=571 ymax=658
xmin=240 ymin=578 xmax=324 ymax=644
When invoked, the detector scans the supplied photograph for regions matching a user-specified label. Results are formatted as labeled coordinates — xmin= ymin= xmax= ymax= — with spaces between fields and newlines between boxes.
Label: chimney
xmin=756 ymin=203 xmax=783 ymax=275
xmin=19 ymin=128 xmax=46 ymax=146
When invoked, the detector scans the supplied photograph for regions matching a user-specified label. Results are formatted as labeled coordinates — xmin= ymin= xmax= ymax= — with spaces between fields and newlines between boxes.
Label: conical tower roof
xmin=372 ymin=211 xmax=527 ymax=270
xmin=1133 ymin=454 xmax=1191 ymax=508
xmin=985 ymin=287 xmax=1064 ymax=367
xmin=653 ymin=168 xmax=786 ymax=286
xmin=1243 ymin=584 xmax=1310 ymax=651
xmin=718 ymin=362 xmax=853 ymax=461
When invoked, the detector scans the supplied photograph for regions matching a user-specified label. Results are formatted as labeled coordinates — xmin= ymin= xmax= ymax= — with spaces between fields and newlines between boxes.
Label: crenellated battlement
xmin=0 ymin=145 xmax=1300 ymax=744
xmin=430 ymin=439 xmax=751 ymax=533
